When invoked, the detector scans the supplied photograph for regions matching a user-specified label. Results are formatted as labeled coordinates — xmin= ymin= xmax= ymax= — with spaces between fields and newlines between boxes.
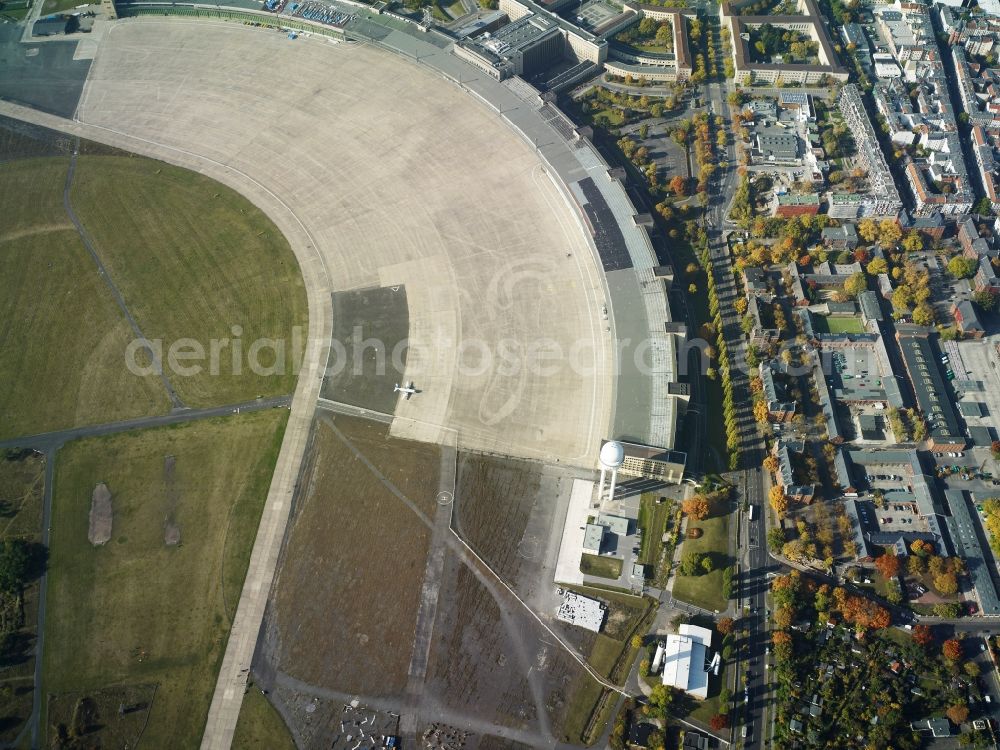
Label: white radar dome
xmin=600 ymin=441 xmax=625 ymax=469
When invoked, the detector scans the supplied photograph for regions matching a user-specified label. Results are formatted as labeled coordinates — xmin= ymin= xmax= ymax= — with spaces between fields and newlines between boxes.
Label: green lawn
xmin=42 ymin=0 xmax=86 ymax=12
xmin=232 ymin=689 xmax=296 ymax=750
xmin=580 ymin=553 xmax=624 ymax=580
xmin=0 ymin=159 xmax=170 ymax=440
xmin=42 ymin=410 xmax=288 ymax=747
xmin=638 ymin=494 xmax=671 ymax=566
xmin=1 ymin=146 xmax=308 ymax=440
xmin=0 ymin=1 xmax=31 ymax=20
xmin=671 ymin=513 xmax=731 ymax=612
xmin=70 ymin=155 xmax=308 ymax=407
xmin=687 ymin=663 xmax=727 ymax=724
xmin=814 ymin=315 xmax=865 ymax=334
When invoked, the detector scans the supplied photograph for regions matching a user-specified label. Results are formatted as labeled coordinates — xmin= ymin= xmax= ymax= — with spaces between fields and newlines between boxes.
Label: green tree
xmin=0 ymin=540 xmax=31 ymax=594
xmin=912 ymin=302 xmax=935 ymax=326
xmin=973 ymin=289 xmax=998 ymax=311
xmin=866 ymin=257 xmax=889 ymax=276
xmin=948 ymin=255 xmax=978 ymax=279
xmin=681 ymin=551 xmax=707 ymax=576
xmin=843 ymin=272 xmax=867 ymax=298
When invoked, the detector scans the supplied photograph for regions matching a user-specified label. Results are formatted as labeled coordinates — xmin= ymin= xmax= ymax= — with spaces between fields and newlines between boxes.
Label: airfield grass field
xmin=70 ymin=154 xmax=308 ymax=407
xmin=41 ymin=410 xmax=288 ymax=747
xmin=670 ymin=512 xmax=731 ymax=613
xmin=232 ymin=689 xmax=295 ymax=750
xmin=0 ymin=159 xmax=169 ymax=440
xmin=0 ymin=131 xmax=308 ymax=440
xmin=265 ymin=414 xmax=437 ymax=701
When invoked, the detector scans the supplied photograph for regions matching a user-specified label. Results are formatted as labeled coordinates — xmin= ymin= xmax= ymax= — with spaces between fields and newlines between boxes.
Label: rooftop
xmin=556 ymin=591 xmax=606 ymax=632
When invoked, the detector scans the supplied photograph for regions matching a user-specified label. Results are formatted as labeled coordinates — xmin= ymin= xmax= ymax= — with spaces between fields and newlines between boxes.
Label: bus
xmin=748 ymin=505 xmax=756 ymax=521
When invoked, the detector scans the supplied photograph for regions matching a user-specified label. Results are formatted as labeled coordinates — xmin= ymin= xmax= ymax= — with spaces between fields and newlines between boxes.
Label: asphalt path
xmin=0 ymin=395 xmax=291 ymax=454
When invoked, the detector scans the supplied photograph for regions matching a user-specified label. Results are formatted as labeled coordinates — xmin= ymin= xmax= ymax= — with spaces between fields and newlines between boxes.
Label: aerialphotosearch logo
xmin=124 ymin=324 xmax=832 ymax=382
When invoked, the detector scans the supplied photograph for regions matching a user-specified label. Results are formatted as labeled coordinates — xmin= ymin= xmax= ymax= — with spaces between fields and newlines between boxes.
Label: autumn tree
xmin=754 ymin=400 xmax=770 ymax=423
xmin=948 ymin=255 xmax=978 ymax=279
xmin=769 ymin=485 xmax=788 ymax=518
xmin=717 ymin=617 xmax=735 ymax=635
xmin=934 ymin=572 xmax=958 ymax=595
xmin=878 ymin=219 xmax=902 ymax=249
xmin=911 ymin=624 xmax=934 ymax=647
xmin=709 ymin=714 xmax=729 ymax=731
xmin=843 ymin=271 xmax=867 ymax=298
xmin=942 ymin=639 xmax=963 ymax=662
xmin=858 ymin=218 xmax=878 ymax=243
xmin=839 ymin=594 xmax=890 ymax=630
xmin=874 ymin=552 xmax=901 ymax=580
xmin=866 ymin=257 xmax=889 ymax=276
xmin=946 ymin=703 xmax=969 ymax=725
xmin=683 ymin=496 xmax=710 ymax=520
xmin=763 ymin=455 xmax=779 ymax=474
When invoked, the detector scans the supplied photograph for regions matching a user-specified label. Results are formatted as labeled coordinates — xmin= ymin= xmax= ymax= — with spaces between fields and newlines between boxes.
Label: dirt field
xmin=425 ymin=551 xmax=590 ymax=745
xmin=261 ymin=414 xmax=439 ymax=700
xmin=43 ymin=410 xmax=288 ymax=748
xmin=453 ymin=455 xmax=543 ymax=583
xmin=260 ymin=424 xmax=602 ymax=748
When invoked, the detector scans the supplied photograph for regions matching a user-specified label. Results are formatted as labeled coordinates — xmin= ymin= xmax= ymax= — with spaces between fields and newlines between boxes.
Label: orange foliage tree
xmin=911 ymin=624 xmax=934 ymax=647
xmin=942 ymin=639 xmax=963 ymax=661
xmin=709 ymin=714 xmax=729 ymax=731
xmin=874 ymin=552 xmax=901 ymax=580
xmin=683 ymin=496 xmax=710 ymax=520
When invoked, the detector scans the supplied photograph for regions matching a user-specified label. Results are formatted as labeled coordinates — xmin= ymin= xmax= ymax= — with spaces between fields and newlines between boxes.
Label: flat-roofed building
xmin=556 ymin=591 xmax=607 ymax=632
xmin=610 ymin=440 xmax=686 ymax=483
xmin=583 ymin=523 xmax=604 ymax=553
xmin=896 ymin=331 xmax=966 ymax=450
xmin=947 ymin=490 xmax=1000 ymax=615
xmin=661 ymin=624 xmax=713 ymax=698
xmin=838 ymin=85 xmax=903 ymax=216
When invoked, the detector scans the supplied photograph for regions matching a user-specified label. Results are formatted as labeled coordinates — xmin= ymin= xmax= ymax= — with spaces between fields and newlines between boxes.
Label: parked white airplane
xmin=394 ymin=381 xmax=417 ymax=400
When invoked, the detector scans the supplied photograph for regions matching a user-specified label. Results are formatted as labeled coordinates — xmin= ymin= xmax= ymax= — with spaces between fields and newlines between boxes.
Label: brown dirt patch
xmin=88 ymin=482 xmax=112 ymax=545
xmin=687 ymin=528 xmax=703 ymax=539
xmin=264 ymin=414 xmax=440 ymax=698
xmin=163 ymin=455 xmax=180 ymax=546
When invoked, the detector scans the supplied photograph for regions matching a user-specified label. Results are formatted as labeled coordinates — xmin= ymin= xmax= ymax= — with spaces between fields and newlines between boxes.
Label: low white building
xmin=660 ymin=624 xmax=713 ymax=699
xmin=556 ymin=591 xmax=606 ymax=632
